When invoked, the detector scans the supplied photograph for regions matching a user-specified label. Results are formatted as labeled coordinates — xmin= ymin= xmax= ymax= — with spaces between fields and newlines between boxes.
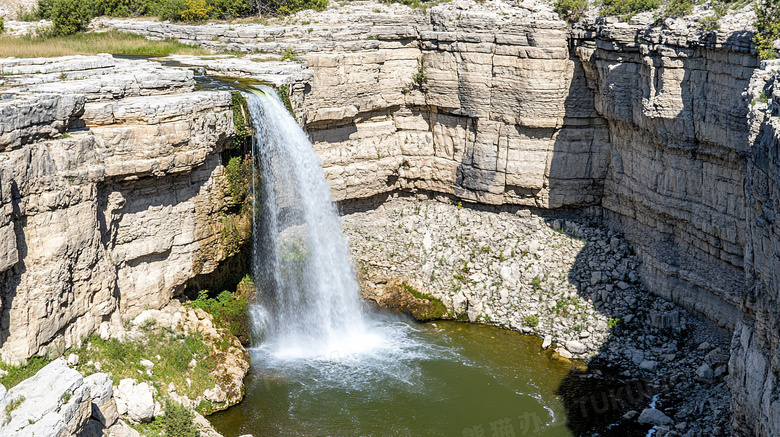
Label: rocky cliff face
xmin=99 ymin=3 xmax=780 ymax=433
xmin=729 ymin=61 xmax=780 ymax=436
xmin=572 ymin=20 xmax=757 ymax=335
xmin=0 ymin=55 xmax=246 ymax=364
xmin=101 ymin=3 xmax=611 ymax=208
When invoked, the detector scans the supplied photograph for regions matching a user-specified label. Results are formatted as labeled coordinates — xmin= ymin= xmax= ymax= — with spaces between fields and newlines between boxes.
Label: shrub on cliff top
xmin=755 ymin=0 xmax=780 ymax=59
xmin=49 ymin=0 xmax=92 ymax=35
xmin=260 ymin=0 xmax=327 ymax=15
xmin=162 ymin=402 xmax=199 ymax=437
xmin=599 ymin=0 xmax=659 ymax=20
xmin=554 ymin=0 xmax=587 ymax=23
xmin=662 ymin=0 xmax=692 ymax=17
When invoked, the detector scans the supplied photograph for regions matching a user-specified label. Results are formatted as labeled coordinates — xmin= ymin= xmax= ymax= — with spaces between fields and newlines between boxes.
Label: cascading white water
xmin=246 ymin=86 xmax=381 ymax=359
xmin=209 ymin=87 xmax=569 ymax=437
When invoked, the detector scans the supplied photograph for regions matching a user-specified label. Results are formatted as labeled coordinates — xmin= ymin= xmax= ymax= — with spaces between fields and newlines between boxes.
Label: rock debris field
xmin=343 ymin=196 xmax=732 ymax=436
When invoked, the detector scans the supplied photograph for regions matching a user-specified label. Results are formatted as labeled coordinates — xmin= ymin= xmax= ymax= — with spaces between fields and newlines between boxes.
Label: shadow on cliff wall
xmin=547 ymin=31 xmax=749 ymax=435
xmin=0 ymin=189 xmax=27 ymax=350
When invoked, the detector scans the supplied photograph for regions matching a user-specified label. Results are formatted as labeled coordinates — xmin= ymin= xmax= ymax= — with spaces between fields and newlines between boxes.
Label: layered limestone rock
xmin=9 ymin=1 xmax=780 ymax=434
xmin=100 ymin=2 xmax=611 ymax=208
xmin=0 ymin=56 xmax=244 ymax=364
xmin=95 ymin=3 xmax=780 ymax=434
xmin=728 ymin=61 xmax=780 ymax=437
xmin=572 ymin=18 xmax=758 ymax=333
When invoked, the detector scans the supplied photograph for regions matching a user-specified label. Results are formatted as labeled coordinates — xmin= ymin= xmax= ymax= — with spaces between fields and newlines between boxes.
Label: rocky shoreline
xmin=343 ymin=195 xmax=732 ymax=436
xmin=0 ymin=302 xmax=249 ymax=437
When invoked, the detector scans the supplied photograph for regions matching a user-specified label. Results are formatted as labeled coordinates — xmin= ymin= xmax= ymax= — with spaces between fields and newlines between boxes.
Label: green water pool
xmin=209 ymin=319 xmax=579 ymax=437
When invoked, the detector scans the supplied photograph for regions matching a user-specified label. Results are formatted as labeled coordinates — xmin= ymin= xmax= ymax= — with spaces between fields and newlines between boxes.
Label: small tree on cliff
xmin=755 ymin=0 xmax=780 ymax=59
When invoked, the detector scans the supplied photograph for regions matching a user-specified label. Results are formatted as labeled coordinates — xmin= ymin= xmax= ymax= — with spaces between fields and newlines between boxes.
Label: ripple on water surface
xmin=209 ymin=318 xmax=577 ymax=437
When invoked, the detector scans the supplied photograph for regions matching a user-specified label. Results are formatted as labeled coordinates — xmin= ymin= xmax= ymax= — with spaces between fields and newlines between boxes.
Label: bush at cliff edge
xmin=755 ymin=0 xmax=780 ymax=59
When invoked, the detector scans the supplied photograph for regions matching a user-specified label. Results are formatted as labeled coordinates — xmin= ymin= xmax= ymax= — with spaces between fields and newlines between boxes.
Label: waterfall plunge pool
xmin=208 ymin=317 xmax=577 ymax=437
xmin=207 ymin=83 xmax=651 ymax=437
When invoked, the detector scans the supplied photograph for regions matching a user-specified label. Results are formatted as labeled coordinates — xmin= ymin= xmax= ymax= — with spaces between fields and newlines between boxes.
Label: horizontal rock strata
xmin=0 ymin=56 xmax=243 ymax=364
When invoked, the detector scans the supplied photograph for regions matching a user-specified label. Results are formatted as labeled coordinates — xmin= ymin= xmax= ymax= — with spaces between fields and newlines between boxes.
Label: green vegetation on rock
xmin=755 ymin=0 xmax=780 ymax=59
xmin=524 ymin=315 xmax=540 ymax=328
xmin=599 ymin=0 xmax=659 ymax=20
xmin=277 ymin=84 xmax=296 ymax=118
xmin=225 ymin=156 xmax=249 ymax=204
xmin=187 ymin=289 xmax=251 ymax=342
xmin=72 ymin=326 xmax=217 ymax=401
xmin=402 ymin=58 xmax=428 ymax=94
xmin=35 ymin=0 xmax=328 ymax=27
xmin=0 ymin=356 xmax=52 ymax=389
xmin=229 ymin=91 xmax=251 ymax=149
xmin=554 ymin=0 xmax=587 ymax=23
xmin=4 ymin=396 xmax=24 ymax=425
xmin=401 ymin=282 xmax=447 ymax=321
xmin=264 ymin=0 xmax=327 ymax=15
xmin=662 ymin=0 xmax=692 ymax=17
xmin=0 ymin=30 xmax=206 ymax=58
xmin=131 ymin=401 xmax=199 ymax=437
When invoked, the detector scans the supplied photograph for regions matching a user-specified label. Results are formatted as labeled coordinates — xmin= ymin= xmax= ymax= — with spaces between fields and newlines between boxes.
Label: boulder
xmin=564 ymin=340 xmax=587 ymax=354
xmin=114 ymin=379 xmax=155 ymax=424
xmin=107 ymin=420 xmax=143 ymax=437
xmin=637 ymin=407 xmax=674 ymax=426
xmin=84 ymin=373 xmax=118 ymax=427
xmin=0 ymin=358 xmax=92 ymax=436
xmin=696 ymin=363 xmax=714 ymax=382
xmin=639 ymin=360 xmax=658 ymax=371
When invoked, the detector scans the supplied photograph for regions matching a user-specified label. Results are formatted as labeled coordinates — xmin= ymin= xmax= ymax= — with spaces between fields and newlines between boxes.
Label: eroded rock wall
xmin=729 ymin=63 xmax=780 ymax=437
xmin=102 ymin=5 xmax=612 ymax=208
xmin=0 ymin=56 xmax=243 ymax=364
xmin=572 ymin=24 xmax=758 ymax=332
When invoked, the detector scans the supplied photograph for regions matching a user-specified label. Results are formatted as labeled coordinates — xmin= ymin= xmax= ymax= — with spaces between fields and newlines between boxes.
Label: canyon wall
xmin=730 ymin=62 xmax=780 ymax=436
xmin=0 ymin=55 xmax=248 ymax=363
xmin=100 ymin=4 xmax=779 ymax=433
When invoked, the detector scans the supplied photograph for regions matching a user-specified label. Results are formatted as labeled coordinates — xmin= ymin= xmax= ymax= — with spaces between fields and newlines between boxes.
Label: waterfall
xmin=246 ymin=86 xmax=375 ymax=359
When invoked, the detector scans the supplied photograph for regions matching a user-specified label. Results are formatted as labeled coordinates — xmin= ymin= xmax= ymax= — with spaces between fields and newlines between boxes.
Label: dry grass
xmin=0 ymin=30 xmax=209 ymax=58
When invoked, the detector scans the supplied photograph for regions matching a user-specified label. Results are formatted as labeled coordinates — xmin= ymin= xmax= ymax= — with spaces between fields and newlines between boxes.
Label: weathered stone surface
xmin=2 ymin=1 xmax=779 ymax=435
xmin=99 ymin=2 xmax=610 ymax=209
xmin=84 ymin=373 xmax=119 ymax=427
xmin=0 ymin=58 xmax=243 ymax=365
xmin=0 ymin=93 xmax=85 ymax=150
xmin=728 ymin=62 xmax=780 ymax=437
xmin=114 ymin=379 xmax=155 ymax=424
xmin=638 ymin=407 xmax=674 ymax=426
xmin=0 ymin=359 xmax=94 ymax=436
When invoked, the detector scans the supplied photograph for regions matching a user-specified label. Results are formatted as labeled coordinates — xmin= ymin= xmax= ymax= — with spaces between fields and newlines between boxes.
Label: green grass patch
xmin=73 ymin=327 xmax=216 ymax=401
xmin=0 ymin=356 xmax=52 ymax=389
xmin=524 ymin=315 xmax=540 ymax=328
xmin=0 ymin=30 xmax=208 ymax=58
